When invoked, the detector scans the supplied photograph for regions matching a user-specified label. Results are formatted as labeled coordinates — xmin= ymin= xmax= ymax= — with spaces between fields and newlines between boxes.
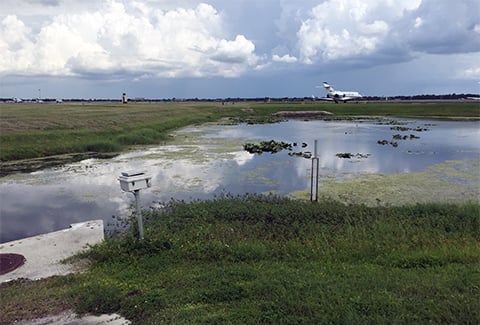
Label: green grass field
xmin=0 ymin=102 xmax=236 ymax=161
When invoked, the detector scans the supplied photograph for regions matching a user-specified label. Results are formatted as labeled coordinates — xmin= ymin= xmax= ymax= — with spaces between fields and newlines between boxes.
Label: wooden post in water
xmin=310 ymin=140 xmax=319 ymax=202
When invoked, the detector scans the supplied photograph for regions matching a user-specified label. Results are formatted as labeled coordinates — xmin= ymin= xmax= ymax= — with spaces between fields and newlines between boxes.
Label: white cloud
xmin=272 ymin=54 xmax=297 ymax=63
xmin=462 ymin=66 xmax=480 ymax=79
xmin=0 ymin=15 xmax=34 ymax=74
xmin=294 ymin=0 xmax=414 ymax=64
xmin=0 ymin=1 xmax=259 ymax=78
xmin=292 ymin=0 xmax=480 ymax=66
xmin=475 ymin=24 xmax=480 ymax=34
xmin=211 ymin=35 xmax=257 ymax=64
xmin=414 ymin=17 xmax=423 ymax=28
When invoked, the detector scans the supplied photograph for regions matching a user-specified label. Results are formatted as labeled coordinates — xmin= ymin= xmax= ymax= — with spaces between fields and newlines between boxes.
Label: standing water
xmin=1 ymin=118 xmax=479 ymax=242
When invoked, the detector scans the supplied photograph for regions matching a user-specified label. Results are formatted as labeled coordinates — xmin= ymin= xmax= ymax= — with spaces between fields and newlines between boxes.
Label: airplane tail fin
xmin=323 ymin=82 xmax=335 ymax=94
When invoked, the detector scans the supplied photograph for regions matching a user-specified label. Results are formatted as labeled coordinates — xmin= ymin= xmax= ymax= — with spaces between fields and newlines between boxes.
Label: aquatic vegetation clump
xmin=288 ymin=151 xmax=312 ymax=159
xmin=390 ymin=126 xmax=429 ymax=132
xmin=378 ymin=130 xmax=421 ymax=147
xmin=243 ymin=140 xmax=293 ymax=154
xmin=336 ymin=153 xmax=371 ymax=159
xmin=392 ymin=134 xmax=420 ymax=140
xmin=244 ymin=140 xmax=312 ymax=158
xmin=377 ymin=122 xmax=430 ymax=148
xmin=390 ymin=126 xmax=411 ymax=132
xmin=377 ymin=139 xmax=398 ymax=147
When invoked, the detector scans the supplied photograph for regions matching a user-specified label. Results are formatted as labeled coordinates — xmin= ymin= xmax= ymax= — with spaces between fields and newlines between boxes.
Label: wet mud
xmin=0 ymin=152 xmax=118 ymax=177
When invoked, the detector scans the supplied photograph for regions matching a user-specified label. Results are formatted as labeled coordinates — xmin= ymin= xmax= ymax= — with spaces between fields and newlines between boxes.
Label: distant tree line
xmin=366 ymin=93 xmax=479 ymax=101
xmin=1 ymin=93 xmax=478 ymax=103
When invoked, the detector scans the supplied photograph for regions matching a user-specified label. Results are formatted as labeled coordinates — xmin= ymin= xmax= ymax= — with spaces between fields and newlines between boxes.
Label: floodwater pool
xmin=1 ymin=117 xmax=479 ymax=242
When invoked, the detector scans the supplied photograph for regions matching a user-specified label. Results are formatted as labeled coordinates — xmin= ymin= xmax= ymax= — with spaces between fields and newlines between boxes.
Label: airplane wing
xmin=318 ymin=96 xmax=360 ymax=103
xmin=336 ymin=96 xmax=357 ymax=101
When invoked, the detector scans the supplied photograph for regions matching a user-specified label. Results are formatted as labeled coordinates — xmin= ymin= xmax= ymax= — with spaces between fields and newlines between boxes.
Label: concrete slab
xmin=0 ymin=220 xmax=104 ymax=282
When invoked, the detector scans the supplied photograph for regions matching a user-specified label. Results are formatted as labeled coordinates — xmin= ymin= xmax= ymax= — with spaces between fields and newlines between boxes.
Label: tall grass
xmin=2 ymin=196 xmax=477 ymax=324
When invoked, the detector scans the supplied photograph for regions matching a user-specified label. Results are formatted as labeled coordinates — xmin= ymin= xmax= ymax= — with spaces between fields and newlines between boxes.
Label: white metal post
xmin=310 ymin=140 xmax=319 ymax=202
xmin=133 ymin=190 xmax=144 ymax=240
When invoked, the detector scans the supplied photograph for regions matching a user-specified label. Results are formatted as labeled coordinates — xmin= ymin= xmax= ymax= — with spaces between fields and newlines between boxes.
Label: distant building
xmin=122 ymin=93 xmax=128 ymax=104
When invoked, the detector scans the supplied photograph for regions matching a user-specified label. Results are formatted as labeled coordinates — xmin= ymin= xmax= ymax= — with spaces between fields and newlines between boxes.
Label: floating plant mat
xmin=290 ymin=159 xmax=480 ymax=206
xmin=243 ymin=140 xmax=313 ymax=158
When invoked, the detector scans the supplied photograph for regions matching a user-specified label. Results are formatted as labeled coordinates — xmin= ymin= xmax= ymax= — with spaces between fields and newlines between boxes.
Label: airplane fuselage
xmin=328 ymin=91 xmax=362 ymax=99
xmin=322 ymin=82 xmax=362 ymax=103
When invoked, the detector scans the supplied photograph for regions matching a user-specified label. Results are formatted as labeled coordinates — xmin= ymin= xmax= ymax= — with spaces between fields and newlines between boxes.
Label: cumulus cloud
xmin=291 ymin=0 xmax=479 ymax=66
xmin=295 ymin=0 xmax=421 ymax=64
xmin=272 ymin=54 xmax=297 ymax=63
xmin=462 ymin=66 xmax=480 ymax=79
xmin=0 ymin=1 xmax=259 ymax=78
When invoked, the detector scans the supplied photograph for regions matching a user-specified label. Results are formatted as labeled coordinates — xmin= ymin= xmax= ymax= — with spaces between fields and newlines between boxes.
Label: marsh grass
xmin=1 ymin=196 xmax=478 ymax=324
xmin=0 ymin=102 xmax=240 ymax=161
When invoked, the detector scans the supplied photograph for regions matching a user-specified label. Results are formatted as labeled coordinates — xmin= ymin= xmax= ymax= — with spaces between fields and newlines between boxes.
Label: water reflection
xmin=1 ymin=118 xmax=479 ymax=242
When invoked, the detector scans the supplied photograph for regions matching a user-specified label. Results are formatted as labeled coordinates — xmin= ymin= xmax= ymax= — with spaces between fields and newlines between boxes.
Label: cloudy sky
xmin=1 ymin=0 xmax=479 ymax=99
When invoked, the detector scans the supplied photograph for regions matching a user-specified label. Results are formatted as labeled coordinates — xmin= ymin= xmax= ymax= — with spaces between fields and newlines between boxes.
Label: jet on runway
xmin=319 ymin=82 xmax=363 ymax=103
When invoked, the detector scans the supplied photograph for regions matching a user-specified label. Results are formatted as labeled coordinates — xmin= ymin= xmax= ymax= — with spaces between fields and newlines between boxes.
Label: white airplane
xmin=319 ymin=81 xmax=363 ymax=103
xmin=13 ymin=97 xmax=23 ymax=103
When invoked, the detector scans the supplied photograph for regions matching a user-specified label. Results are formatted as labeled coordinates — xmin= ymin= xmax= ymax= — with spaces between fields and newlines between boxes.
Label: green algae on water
xmin=291 ymin=159 xmax=479 ymax=206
